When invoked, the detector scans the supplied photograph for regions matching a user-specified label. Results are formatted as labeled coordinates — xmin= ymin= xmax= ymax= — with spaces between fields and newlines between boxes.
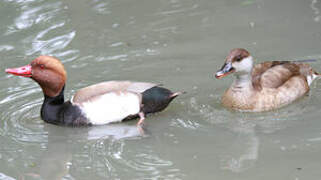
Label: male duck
xmin=6 ymin=56 xmax=182 ymax=126
xmin=215 ymin=48 xmax=320 ymax=112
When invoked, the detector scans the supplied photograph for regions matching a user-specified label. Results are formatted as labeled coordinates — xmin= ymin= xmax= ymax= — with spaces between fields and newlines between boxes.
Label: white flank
xmin=80 ymin=92 xmax=140 ymax=125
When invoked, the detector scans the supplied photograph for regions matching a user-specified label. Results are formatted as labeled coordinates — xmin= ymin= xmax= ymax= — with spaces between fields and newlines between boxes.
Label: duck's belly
xmin=223 ymin=86 xmax=309 ymax=112
xmin=78 ymin=92 xmax=141 ymax=125
xmin=222 ymin=89 xmax=256 ymax=111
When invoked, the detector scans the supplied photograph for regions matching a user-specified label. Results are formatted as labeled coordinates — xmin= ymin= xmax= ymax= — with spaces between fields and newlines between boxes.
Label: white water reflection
xmin=7 ymin=2 xmax=62 ymax=33
xmin=0 ymin=172 xmax=15 ymax=180
xmin=26 ymin=28 xmax=76 ymax=55
xmin=86 ymin=124 xmax=142 ymax=140
xmin=91 ymin=0 xmax=111 ymax=15
xmin=221 ymin=123 xmax=259 ymax=173
xmin=3 ymin=1 xmax=77 ymax=60
xmin=311 ymin=0 xmax=321 ymax=22
xmin=0 ymin=45 xmax=14 ymax=52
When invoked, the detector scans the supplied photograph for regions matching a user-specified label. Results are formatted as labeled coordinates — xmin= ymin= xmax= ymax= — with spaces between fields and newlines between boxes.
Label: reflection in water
xmin=221 ymin=123 xmax=259 ymax=173
xmin=188 ymin=94 xmax=319 ymax=173
xmin=86 ymin=124 xmax=142 ymax=140
xmin=0 ymin=172 xmax=15 ymax=180
xmin=189 ymin=97 xmax=260 ymax=172
xmin=311 ymin=0 xmax=321 ymax=22
xmin=20 ymin=124 xmax=143 ymax=180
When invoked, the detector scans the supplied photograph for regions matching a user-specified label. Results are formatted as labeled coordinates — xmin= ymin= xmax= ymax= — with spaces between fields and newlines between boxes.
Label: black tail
xmin=141 ymin=87 xmax=182 ymax=114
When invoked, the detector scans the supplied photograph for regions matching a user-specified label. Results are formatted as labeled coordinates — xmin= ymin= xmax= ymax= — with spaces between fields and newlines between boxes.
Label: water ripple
xmin=0 ymin=45 xmax=14 ymax=52
xmin=0 ymin=85 xmax=45 ymax=143
xmin=90 ymin=0 xmax=111 ymax=15
xmin=26 ymin=29 xmax=76 ymax=55
xmin=79 ymin=138 xmax=183 ymax=179
xmin=188 ymin=90 xmax=321 ymax=134
xmin=3 ymin=1 xmax=78 ymax=61
xmin=7 ymin=2 xmax=63 ymax=34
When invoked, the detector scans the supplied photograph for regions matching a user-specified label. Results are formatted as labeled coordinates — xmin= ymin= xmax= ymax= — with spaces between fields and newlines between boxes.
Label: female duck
xmin=215 ymin=48 xmax=320 ymax=112
xmin=6 ymin=56 xmax=181 ymax=126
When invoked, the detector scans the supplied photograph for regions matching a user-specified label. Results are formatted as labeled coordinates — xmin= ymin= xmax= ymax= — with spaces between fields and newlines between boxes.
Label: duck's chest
xmin=222 ymin=88 xmax=256 ymax=110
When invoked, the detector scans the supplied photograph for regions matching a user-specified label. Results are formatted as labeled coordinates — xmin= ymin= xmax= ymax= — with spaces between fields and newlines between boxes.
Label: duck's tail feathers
xmin=314 ymin=71 xmax=321 ymax=78
xmin=293 ymin=59 xmax=318 ymax=63
xmin=307 ymin=71 xmax=321 ymax=86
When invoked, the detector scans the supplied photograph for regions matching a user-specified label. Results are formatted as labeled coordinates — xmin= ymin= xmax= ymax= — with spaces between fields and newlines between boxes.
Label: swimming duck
xmin=215 ymin=48 xmax=320 ymax=112
xmin=5 ymin=56 xmax=182 ymax=126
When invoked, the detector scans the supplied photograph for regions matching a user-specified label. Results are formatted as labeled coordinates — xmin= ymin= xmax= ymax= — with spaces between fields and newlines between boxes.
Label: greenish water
xmin=1 ymin=0 xmax=321 ymax=179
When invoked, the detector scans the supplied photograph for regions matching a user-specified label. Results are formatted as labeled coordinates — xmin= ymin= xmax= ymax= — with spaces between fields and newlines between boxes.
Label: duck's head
xmin=6 ymin=56 xmax=67 ymax=97
xmin=215 ymin=48 xmax=253 ymax=79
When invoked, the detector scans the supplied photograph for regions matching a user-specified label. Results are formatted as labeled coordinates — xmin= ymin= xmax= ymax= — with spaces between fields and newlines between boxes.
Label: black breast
xmin=59 ymin=101 xmax=90 ymax=126
xmin=40 ymin=86 xmax=90 ymax=126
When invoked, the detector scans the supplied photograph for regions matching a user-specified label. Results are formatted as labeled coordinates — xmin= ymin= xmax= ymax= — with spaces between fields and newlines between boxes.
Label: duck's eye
xmin=39 ymin=64 xmax=45 ymax=69
xmin=235 ymin=56 xmax=242 ymax=62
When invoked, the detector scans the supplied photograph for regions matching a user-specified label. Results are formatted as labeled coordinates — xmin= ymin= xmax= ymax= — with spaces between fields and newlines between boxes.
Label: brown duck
xmin=215 ymin=48 xmax=321 ymax=112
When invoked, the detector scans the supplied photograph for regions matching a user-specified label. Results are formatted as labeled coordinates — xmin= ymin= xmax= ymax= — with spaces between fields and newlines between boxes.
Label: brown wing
xmin=251 ymin=61 xmax=302 ymax=90
xmin=71 ymin=81 xmax=157 ymax=104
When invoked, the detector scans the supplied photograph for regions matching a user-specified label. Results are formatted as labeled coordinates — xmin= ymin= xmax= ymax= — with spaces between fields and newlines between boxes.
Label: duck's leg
xmin=137 ymin=112 xmax=146 ymax=135
xmin=137 ymin=112 xmax=145 ymax=127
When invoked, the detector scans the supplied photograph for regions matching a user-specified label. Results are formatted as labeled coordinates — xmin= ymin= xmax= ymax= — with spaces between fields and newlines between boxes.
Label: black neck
xmin=41 ymin=85 xmax=65 ymax=125
xmin=40 ymin=85 xmax=88 ymax=126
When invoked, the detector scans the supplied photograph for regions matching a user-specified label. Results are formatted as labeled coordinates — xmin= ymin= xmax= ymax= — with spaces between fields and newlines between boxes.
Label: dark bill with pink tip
xmin=215 ymin=62 xmax=235 ymax=79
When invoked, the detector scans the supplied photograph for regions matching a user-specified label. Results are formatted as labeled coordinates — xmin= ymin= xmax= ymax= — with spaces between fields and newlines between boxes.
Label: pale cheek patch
xmin=80 ymin=92 xmax=140 ymax=125
xmin=234 ymin=56 xmax=253 ymax=73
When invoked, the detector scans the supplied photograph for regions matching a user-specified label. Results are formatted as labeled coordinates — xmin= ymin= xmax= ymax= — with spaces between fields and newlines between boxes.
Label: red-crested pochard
xmin=215 ymin=48 xmax=320 ymax=112
xmin=5 ymin=56 xmax=182 ymax=126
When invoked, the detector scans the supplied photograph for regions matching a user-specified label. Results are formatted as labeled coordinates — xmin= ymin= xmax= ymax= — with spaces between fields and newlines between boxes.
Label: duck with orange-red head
xmin=215 ymin=48 xmax=321 ymax=112
xmin=6 ymin=56 xmax=182 ymax=127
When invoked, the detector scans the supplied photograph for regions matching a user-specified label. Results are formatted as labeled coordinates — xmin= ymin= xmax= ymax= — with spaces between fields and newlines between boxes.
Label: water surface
xmin=1 ymin=0 xmax=321 ymax=179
